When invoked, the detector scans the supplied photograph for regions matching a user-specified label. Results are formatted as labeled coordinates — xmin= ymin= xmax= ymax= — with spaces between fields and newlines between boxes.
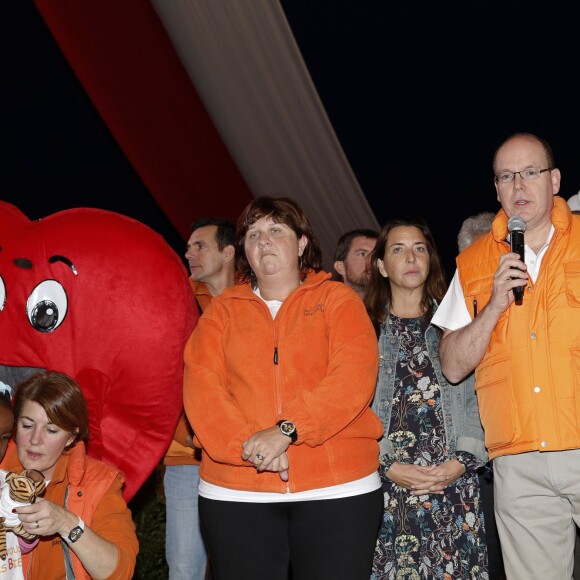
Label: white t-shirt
xmin=0 ymin=470 xmax=46 ymax=580
xmin=0 ymin=470 xmax=25 ymax=580
xmin=432 ymin=227 xmax=554 ymax=331
xmin=0 ymin=534 xmax=25 ymax=580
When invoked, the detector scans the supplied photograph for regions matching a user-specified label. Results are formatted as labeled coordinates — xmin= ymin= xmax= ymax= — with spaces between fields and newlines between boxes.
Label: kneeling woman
xmin=365 ymin=218 xmax=488 ymax=579
xmin=2 ymin=371 xmax=138 ymax=579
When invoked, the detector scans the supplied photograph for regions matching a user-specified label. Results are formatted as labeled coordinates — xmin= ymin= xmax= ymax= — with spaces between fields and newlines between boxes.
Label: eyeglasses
xmin=494 ymin=167 xmax=553 ymax=184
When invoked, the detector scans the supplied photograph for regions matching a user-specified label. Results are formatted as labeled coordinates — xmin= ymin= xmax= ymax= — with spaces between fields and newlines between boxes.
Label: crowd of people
xmin=2 ymin=131 xmax=580 ymax=579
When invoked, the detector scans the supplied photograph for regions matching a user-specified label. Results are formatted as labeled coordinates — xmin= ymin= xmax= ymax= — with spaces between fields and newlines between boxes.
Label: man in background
xmin=333 ymin=228 xmax=378 ymax=299
xmin=457 ymin=212 xmax=495 ymax=254
xmin=567 ymin=190 xmax=580 ymax=211
xmin=164 ymin=218 xmax=236 ymax=580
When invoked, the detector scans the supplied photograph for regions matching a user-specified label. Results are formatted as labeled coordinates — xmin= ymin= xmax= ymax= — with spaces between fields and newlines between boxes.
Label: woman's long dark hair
xmin=364 ymin=217 xmax=447 ymax=335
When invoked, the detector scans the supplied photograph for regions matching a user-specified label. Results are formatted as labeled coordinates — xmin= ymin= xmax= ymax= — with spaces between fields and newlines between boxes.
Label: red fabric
xmin=33 ymin=0 xmax=253 ymax=237
xmin=0 ymin=202 xmax=198 ymax=500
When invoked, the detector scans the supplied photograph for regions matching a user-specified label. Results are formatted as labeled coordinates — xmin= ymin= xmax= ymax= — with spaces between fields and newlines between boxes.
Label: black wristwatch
xmin=62 ymin=517 xmax=85 ymax=544
xmin=277 ymin=420 xmax=297 ymax=443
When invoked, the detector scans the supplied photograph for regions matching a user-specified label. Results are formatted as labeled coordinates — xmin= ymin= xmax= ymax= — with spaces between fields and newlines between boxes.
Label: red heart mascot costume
xmin=0 ymin=201 xmax=197 ymax=500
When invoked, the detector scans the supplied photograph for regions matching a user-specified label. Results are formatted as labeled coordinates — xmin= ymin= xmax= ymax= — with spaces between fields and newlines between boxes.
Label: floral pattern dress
xmin=371 ymin=314 xmax=488 ymax=580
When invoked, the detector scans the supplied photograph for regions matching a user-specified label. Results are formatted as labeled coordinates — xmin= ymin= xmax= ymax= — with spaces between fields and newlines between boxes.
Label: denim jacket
xmin=371 ymin=312 xmax=488 ymax=464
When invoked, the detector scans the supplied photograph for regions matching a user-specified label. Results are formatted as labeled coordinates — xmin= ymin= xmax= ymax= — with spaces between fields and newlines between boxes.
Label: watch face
xmin=280 ymin=421 xmax=295 ymax=436
xmin=69 ymin=526 xmax=84 ymax=543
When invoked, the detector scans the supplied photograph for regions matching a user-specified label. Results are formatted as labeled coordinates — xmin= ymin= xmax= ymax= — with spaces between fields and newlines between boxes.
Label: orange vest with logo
xmin=457 ymin=197 xmax=580 ymax=459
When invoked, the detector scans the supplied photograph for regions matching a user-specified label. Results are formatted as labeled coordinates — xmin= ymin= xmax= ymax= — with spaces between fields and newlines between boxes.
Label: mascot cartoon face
xmin=0 ymin=202 xmax=197 ymax=500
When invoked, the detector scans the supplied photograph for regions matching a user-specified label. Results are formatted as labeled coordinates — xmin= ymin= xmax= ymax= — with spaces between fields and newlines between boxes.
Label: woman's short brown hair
xmin=13 ymin=371 xmax=89 ymax=449
xmin=235 ymin=196 xmax=323 ymax=285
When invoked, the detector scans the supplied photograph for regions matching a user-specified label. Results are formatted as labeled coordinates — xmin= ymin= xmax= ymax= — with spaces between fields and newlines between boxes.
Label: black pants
xmin=478 ymin=465 xmax=505 ymax=579
xmin=199 ymin=489 xmax=383 ymax=580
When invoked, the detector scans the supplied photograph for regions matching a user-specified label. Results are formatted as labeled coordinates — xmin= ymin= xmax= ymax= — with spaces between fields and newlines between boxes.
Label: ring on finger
xmin=256 ymin=453 xmax=265 ymax=461
xmin=35 ymin=521 xmax=40 ymax=529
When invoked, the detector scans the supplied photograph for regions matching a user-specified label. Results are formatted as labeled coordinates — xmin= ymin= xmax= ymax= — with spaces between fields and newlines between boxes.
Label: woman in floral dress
xmin=365 ymin=218 xmax=489 ymax=579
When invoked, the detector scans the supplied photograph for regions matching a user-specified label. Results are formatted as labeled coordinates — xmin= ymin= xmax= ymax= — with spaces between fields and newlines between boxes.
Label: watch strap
xmin=62 ymin=517 xmax=85 ymax=544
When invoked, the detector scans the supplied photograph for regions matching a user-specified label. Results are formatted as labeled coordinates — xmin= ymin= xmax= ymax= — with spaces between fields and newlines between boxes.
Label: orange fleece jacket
xmin=183 ymin=271 xmax=382 ymax=493
xmin=164 ymin=280 xmax=211 ymax=467
xmin=1 ymin=441 xmax=138 ymax=579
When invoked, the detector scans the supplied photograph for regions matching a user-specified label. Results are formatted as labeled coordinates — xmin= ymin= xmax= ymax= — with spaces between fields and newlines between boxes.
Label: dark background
xmin=4 ymin=2 xmax=580 ymax=279
xmin=2 ymin=2 xmax=185 ymax=253
xmin=280 ymin=2 xmax=580 ymax=277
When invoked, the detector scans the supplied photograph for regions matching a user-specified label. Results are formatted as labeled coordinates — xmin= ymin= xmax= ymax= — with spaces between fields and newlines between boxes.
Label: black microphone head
xmin=507 ymin=216 xmax=526 ymax=233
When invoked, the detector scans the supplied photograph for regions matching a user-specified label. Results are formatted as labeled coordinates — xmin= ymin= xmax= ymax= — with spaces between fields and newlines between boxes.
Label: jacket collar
xmin=492 ymin=195 xmax=571 ymax=242
xmin=2 ymin=440 xmax=86 ymax=485
xmin=380 ymin=300 xmax=439 ymax=331
xmin=59 ymin=442 xmax=86 ymax=486
xmin=229 ymin=269 xmax=331 ymax=297
xmin=190 ymin=279 xmax=211 ymax=298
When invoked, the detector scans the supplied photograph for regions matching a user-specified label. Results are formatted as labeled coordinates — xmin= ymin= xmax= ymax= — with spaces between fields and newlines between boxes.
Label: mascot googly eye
xmin=26 ymin=280 xmax=69 ymax=333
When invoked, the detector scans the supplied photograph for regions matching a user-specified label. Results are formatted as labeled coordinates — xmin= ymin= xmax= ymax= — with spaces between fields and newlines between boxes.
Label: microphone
xmin=507 ymin=216 xmax=526 ymax=305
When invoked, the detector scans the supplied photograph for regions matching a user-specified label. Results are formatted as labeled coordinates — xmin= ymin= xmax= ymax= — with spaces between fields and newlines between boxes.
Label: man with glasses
xmin=432 ymin=132 xmax=580 ymax=579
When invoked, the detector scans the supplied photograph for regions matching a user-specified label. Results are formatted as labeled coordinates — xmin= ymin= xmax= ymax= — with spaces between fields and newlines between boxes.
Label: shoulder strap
xmin=62 ymin=541 xmax=76 ymax=580
xmin=61 ymin=487 xmax=76 ymax=579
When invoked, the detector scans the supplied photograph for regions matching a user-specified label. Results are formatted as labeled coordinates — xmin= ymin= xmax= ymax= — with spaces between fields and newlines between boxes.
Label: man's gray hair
xmin=457 ymin=212 xmax=495 ymax=252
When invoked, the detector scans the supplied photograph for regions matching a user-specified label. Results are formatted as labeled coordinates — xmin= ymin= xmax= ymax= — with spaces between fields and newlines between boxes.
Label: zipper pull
xmin=273 ymin=347 xmax=279 ymax=365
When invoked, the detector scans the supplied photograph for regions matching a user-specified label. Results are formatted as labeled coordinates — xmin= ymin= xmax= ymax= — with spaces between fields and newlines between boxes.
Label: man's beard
xmin=345 ymin=270 xmax=369 ymax=290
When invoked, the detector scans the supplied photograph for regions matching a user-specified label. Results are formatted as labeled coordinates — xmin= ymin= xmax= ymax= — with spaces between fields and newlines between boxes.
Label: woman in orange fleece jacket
xmin=184 ymin=196 xmax=383 ymax=580
xmin=2 ymin=371 xmax=138 ymax=579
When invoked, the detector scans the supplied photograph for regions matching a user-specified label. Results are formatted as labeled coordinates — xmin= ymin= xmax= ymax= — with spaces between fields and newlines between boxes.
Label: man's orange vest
xmin=457 ymin=197 xmax=580 ymax=459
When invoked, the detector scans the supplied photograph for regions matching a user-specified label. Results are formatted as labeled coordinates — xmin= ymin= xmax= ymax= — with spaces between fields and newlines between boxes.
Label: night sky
xmin=281 ymin=2 xmax=580 ymax=276
xmin=4 ymin=2 xmax=580 ymax=278
xmin=3 ymin=3 xmax=185 ymax=254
